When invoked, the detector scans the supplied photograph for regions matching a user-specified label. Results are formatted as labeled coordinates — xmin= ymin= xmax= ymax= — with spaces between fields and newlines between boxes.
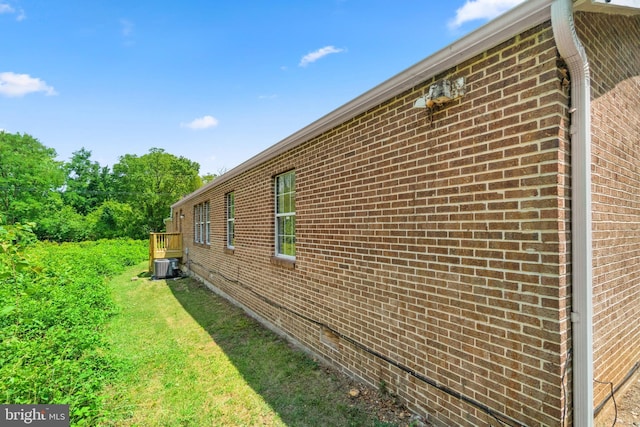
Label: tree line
xmin=0 ymin=131 xmax=209 ymax=241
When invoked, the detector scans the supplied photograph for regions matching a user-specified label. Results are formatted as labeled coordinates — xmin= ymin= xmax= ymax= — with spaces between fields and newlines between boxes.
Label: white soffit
xmin=575 ymin=0 xmax=640 ymax=14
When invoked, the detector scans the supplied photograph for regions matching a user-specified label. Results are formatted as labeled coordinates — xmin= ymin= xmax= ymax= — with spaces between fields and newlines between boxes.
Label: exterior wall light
xmin=413 ymin=77 xmax=466 ymax=109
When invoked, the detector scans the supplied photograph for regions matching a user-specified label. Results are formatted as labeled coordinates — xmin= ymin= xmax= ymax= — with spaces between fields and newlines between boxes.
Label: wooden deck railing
xmin=149 ymin=232 xmax=183 ymax=272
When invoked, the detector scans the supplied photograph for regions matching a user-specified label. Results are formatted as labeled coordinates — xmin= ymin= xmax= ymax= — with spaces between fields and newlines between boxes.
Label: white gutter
xmin=551 ymin=0 xmax=593 ymax=425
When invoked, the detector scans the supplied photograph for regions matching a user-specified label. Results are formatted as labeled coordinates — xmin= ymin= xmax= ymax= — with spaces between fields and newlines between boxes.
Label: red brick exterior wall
xmin=174 ymin=22 xmax=574 ymax=426
xmin=576 ymin=11 xmax=640 ymax=423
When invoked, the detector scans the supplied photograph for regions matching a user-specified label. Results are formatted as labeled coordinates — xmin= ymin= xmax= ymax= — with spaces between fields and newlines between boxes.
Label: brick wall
xmin=175 ymin=22 xmax=573 ymax=426
xmin=576 ymin=11 xmax=640 ymax=422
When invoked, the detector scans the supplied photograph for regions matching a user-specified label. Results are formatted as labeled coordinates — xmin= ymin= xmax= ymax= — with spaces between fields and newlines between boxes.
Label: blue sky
xmin=1 ymin=0 xmax=524 ymax=175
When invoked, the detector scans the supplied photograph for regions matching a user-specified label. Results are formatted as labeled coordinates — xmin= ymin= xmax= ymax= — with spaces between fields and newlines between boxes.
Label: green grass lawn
xmin=101 ymin=263 xmax=399 ymax=426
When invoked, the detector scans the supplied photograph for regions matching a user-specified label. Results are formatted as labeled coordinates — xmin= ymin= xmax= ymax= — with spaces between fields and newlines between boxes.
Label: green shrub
xmin=0 ymin=227 xmax=147 ymax=426
xmin=35 ymin=205 xmax=90 ymax=242
xmin=86 ymin=201 xmax=145 ymax=240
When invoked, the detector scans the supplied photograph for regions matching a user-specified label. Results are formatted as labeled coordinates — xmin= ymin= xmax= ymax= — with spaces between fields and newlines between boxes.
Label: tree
xmin=87 ymin=200 xmax=141 ymax=239
xmin=112 ymin=148 xmax=200 ymax=235
xmin=62 ymin=148 xmax=112 ymax=215
xmin=0 ymin=132 xmax=64 ymax=224
xmin=200 ymin=173 xmax=217 ymax=185
xmin=201 ymin=167 xmax=227 ymax=186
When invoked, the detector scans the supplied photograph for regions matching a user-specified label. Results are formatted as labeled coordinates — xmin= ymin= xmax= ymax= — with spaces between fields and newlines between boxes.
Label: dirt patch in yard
xmin=609 ymin=374 xmax=640 ymax=427
xmin=324 ymin=365 xmax=427 ymax=427
xmin=344 ymin=367 xmax=640 ymax=427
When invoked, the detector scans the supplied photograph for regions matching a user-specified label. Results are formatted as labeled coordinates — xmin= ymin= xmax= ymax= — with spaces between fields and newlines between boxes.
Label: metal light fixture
xmin=413 ymin=77 xmax=466 ymax=109
xmin=413 ymin=96 xmax=432 ymax=109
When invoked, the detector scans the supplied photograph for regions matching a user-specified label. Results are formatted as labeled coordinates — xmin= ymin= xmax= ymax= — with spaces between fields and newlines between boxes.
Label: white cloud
xmin=0 ymin=72 xmax=57 ymax=97
xmin=299 ymin=46 xmax=345 ymax=67
xmin=448 ymin=0 xmax=525 ymax=30
xmin=119 ymin=19 xmax=135 ymax=46
xmin=181 ymin=115 xmax=219 ymax=130
xmin=120 ymin=19 xmax=134 ymax=36
xmin=0 ymin=3 xmax=25 ymax=21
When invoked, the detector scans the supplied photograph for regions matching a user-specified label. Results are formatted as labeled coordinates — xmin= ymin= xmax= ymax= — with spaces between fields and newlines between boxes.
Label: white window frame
xmin=226 ymin=192 xmax=235 ymax=249
xmin=194 ymin=201 xmax=209 ymax=245
xmin=194 ymin=204 xmax=200 ymax=243
xmin=274 ymin=170 xmax=296 ymax=260
xmin=204 ymin=201 xmax=210 ymax=245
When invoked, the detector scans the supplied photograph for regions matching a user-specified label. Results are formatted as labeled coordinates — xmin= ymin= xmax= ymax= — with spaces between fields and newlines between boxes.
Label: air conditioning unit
xmin=168 ymin=258 xmax=179 ymax=276
xmin=154 ymin=259 xmax=171 ymax=279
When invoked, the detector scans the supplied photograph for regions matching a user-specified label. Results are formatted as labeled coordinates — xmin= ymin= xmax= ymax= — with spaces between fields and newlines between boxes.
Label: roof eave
xmin=574 ymin=0 xmax=640 ymax=15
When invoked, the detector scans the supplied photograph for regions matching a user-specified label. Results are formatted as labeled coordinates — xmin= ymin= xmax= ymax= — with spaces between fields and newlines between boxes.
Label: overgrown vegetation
xmin=1 ymin=231 xmax=408 ymax=425
xmin=0 ymin=131 xmax=207 ymax=241
xmin=0 ymin=225 xmax=147 ymax=425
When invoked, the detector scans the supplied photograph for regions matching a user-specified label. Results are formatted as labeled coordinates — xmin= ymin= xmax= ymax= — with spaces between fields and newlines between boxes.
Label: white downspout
xmin=551 ymin=0 xmax=593 ymax=425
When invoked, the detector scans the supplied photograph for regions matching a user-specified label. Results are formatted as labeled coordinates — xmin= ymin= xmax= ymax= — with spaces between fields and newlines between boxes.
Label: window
xmin=226 ymin=192 xmax=235 ymax=248
xmin=204 ymin=201 xmax=210 ymax=245
xmin=194 ymin=205 xmax=200 ymax=243
xmin=275 ymin=171 xmax=295 ymax=259
xmin=194 ymin=201 xmax=210 ymax=244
